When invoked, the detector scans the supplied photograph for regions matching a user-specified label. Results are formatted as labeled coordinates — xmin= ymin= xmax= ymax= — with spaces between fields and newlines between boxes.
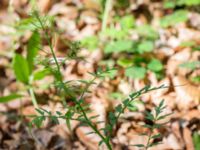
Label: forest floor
xmin=0 ymin=0 xmax=200 ymax=150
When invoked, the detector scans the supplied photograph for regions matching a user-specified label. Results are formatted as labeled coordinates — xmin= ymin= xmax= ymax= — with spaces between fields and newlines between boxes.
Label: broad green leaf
xmin=0 ymin=94 xmax=22 ymax=103
xmin=125 ymin=67 xmax=146 ymax=79
xmin=103 ymin=27 xmax=127 ymax=40
xmin=120 ymin=15 xmax=135 ymax=29
xmin=147 ymin=59 xmax=163 ymax=72
xmin=117 ymin=58 xmax=133 ymax=67
xmin=13 ymin=54 xmax=30 ymax=84
xmin=81 ymin=36 xmax=98 ymax=50
xmin=160 ymin=10 xmax=188 ymax=28
xmin=137 ymin=40 xmax=154 ymax=54
xmin=27 ymin=31 xmax=41 ymax=73
xmin=164 ymin=1 xmax=176 ymax=8
xmin=136 ymin=25 xmax=159 ymax=40
xmin=105 ymin=40 xmax=134 ymax=53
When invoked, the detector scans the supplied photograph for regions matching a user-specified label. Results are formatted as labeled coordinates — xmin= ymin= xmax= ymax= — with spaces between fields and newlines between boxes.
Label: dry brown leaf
xmin=49 ymin=3 xmax=78 ymax=19
xmin=81 ymin=10 xmax=99 ymax=24
xmin=37 ymin=0 xmax=51 ymax=13
xmin=82 ymin=0 xmax=101 ymax=11
xmin=173 ymin=76 xmax=200 ymax=110
xmin=152 ymin=92 xmax=176 ymax=109
xmin=35 ymin=129 xmax=55 ymax=147
xmin=115 ymin=122 xmax=131 ymax=145
xmin=7 ymin=97 xmax=29 ymax=110
xmin=76 ymin=126 xmax=101 ymax=150
xmin=178 ymin=26 xmax=200 ymax=41
xmin=73 ymin=141 xmax=87 ymax=150
xmin=189 ymin=12 xmax=200 ymax=30
xmin=163 ymin=133 xmax=182 ymax=150
xmin=88 ymin=96 xmax=106 ymax=130
xmin=171 ymin=121 xmax=185 ymax=147
xmin=127 ymin=130 xmax=148 ymax=150
xmin=183 ymin=127 xmax=195 ymax=150
xmin=181 ymin=110 xmax=200 ymax=121
xmin=166 ymin=48 xmax=191 ymax=76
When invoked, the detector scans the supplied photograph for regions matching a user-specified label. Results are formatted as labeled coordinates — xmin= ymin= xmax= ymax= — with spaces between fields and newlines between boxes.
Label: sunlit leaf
xmin=136 ymin=25 xmax=159 ymax=40
xmin=12 ymin=54 xmax=30 ymax=84
xmin=147 ymin=59 xmax=163 ymax=72
xmin=27 ymin=31 xmax=41 ymax=73
xmin=0 ymin=94 xmax=22 ymax=103
xmin=160 ymin=10 xmax=188 ymax=28
xmin=125 ymin=67 xmax=146 ymax=79
xmin=137 ymin=40 xmax=154 ymax=53
xmin=105 ymin=40 xmax=134 ymax=53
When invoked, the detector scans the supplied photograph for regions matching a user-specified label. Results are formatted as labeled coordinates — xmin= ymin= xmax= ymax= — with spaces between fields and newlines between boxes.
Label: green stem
xmin=77 ymin=77 xmax=112 ymax=150
xmin=29 ymin=87 xmax=38 ymax=108
xmin=35 ymin=12 xmax=112 ymax=150
xmin=101 ymin=0 xmax=113 ymax=32
xmin=145 ymin=130 xmax=152 ymax=150
xmin=34 ymin=12 xmax=61 ymax=78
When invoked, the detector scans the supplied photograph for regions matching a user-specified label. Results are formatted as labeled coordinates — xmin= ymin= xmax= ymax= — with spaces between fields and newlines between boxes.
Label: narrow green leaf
xmin=35 ymin=108 xmax=44 ymax=115
xmin=85 ymin=131 xmax=96 ymax=135
xmin=149 ymin=142 xmax=162 ymax=147
xmin=133 ymin=144 xmax=145 ymax=147
xmin=32 ymin=116 xmax=45 ymax=128
xmin=50 ymin=116 xmax=59 ymax=124
xmin=89 ymin=115 xmax=100 ymax=120
xmin=98 ymin=140 xmax=104 ymax=146
xmin=27 ymin=31 xmax=41 ymax=73
xmin=193 ymin=132 xmax=200 ymax=150
xmin=33 ymin=69 xmax=51 ymax=80
xmin=151 ymin=133 xmax=162 ymax=139
xmin=0 ymin=94 xmax=22 ymax=103
xmin=12 ymin=54 xmax=30 ymax=84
